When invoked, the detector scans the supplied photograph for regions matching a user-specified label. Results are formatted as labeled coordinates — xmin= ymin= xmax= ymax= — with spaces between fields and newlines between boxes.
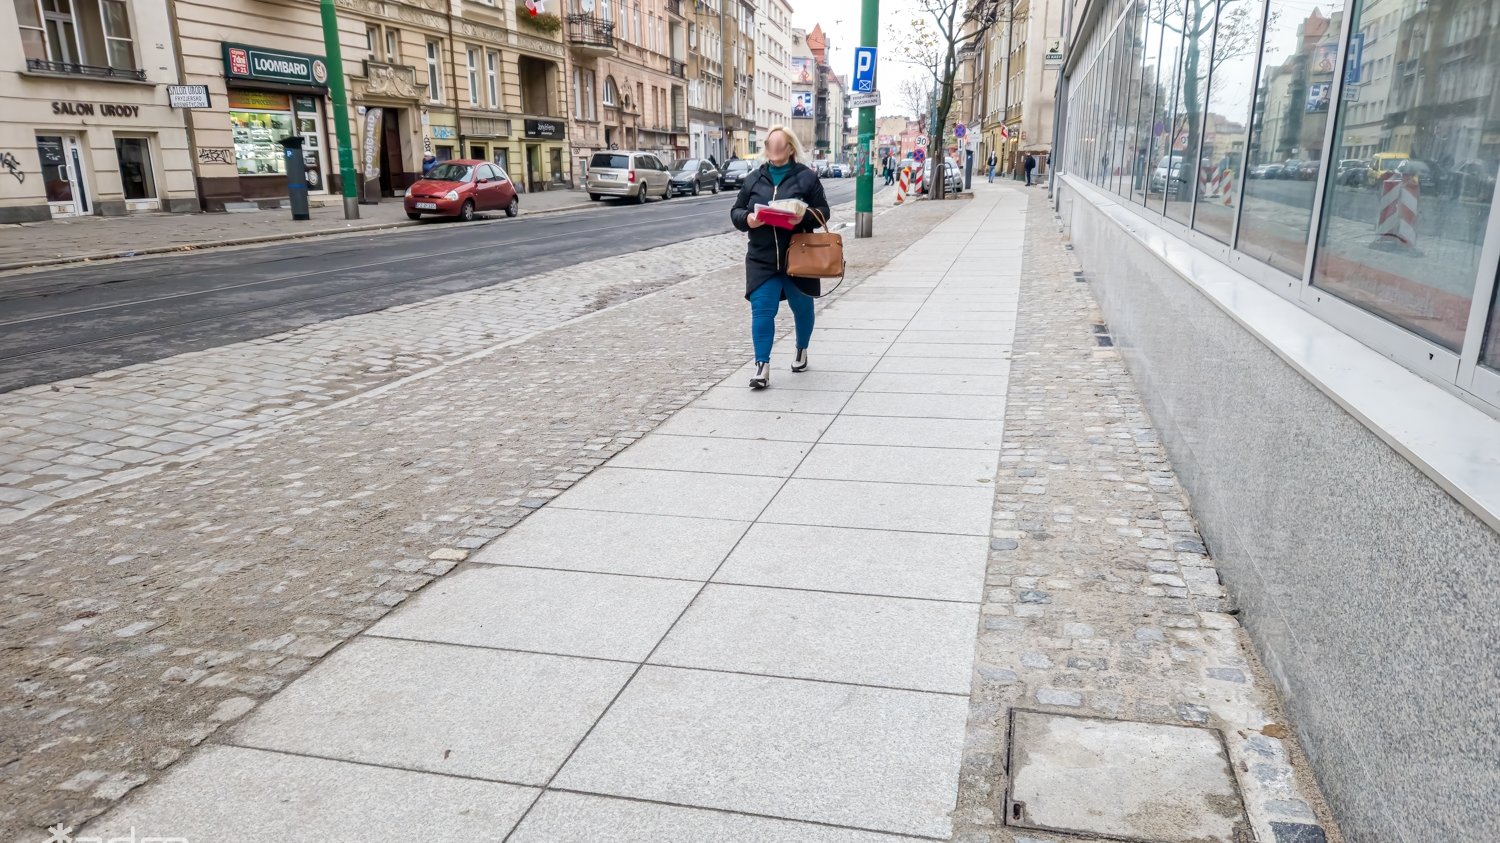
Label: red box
xmin=754 ymin=204 xmax=801 ymax=230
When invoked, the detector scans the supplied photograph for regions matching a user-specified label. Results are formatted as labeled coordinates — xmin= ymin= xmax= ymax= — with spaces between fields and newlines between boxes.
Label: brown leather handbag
xmin=786 ymin=208 xmax=845 ymax=288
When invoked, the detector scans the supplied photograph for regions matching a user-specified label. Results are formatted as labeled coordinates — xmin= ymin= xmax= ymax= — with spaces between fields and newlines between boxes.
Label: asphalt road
xmin=0 ymin=179 xmax=867 ymax=392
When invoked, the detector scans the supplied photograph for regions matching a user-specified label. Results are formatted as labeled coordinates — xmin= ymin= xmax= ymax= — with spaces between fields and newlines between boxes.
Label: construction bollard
xmin=896 ymin=167 xmax=909 ymax=205
xmin=1373 ymin=174 xmax=1420 ymax=253
xmin=1218 ymin=168 xmax=1235 ymax=207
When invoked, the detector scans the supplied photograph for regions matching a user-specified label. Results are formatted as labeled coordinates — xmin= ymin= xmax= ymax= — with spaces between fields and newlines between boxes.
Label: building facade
xmin=2 ymin=0 xmax=198 ymax=222
xmin=787 ymin=26 xmax=815 ymax=154
xmin=976 ymin=0 xmax=1062 ymax=176
xmin=1054 ymin=0 xmax=1500 ymax=839
xmin=753 ymin=0 xmax=794 ymax=151
xmin=563 ymin=0 xmax=686 ymax=175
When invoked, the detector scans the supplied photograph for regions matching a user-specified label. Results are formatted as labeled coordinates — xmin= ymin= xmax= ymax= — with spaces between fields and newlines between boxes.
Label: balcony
xmin=666 ymin=0 xmax=684 ymax=16
xmin=566 ymin=14 xmax=616 ymax=56
xmin=25 ymin=58 xmax=146 ymax=81
xmin=669 ymin=60 xmax=686 ymax=78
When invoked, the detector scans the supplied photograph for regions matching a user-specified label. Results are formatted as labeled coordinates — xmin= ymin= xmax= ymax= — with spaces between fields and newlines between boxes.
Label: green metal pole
xmin=320 ymin=0 xmax=360 ymax=219
xmin=854 ymin=0 xmax=879 ymax=238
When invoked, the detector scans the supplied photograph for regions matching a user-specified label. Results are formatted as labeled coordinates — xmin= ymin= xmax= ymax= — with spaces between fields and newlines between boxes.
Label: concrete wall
xmin=1056 ymin=182 xmax=1500 ymax=843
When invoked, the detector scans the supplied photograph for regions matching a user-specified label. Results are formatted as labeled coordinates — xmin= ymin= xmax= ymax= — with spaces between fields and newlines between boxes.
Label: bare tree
xmin=899 ymin=77 xmax=929 ymax=124
xmin=888 ymin=0 xmax=1022 ymax=198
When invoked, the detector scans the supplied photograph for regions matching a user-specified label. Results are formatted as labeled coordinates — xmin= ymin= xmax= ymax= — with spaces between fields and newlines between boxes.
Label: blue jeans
xmin=987 ymin=166 xmax=995 ymax=183
xmin=749 ymin=275 xmax=814 ymax=363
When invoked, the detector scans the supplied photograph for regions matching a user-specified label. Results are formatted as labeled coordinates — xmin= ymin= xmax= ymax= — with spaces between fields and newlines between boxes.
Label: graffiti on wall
xmin=198 ymin=147 xmax=234 ymax=165
xmin=1 ymin=151 xmax=23 ymax=183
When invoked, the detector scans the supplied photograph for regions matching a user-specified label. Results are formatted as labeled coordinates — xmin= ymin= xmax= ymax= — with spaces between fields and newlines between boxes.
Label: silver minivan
xmin=586 ymin=151 xmax=672 ymax=203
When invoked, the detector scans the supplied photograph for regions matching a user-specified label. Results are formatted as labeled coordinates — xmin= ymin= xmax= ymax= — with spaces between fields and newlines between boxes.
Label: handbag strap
xmin=806 ymin=206 xmax=831 ymax=233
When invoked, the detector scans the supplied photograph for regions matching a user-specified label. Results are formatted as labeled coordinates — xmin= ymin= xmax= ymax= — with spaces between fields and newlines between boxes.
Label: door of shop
xmin=37 ymin=135 xmax=90 ymax=217
xmin=525 ymin=144 xmax=541 ymax=193
xmin=378 ymin=110 xmax=404 ymax=196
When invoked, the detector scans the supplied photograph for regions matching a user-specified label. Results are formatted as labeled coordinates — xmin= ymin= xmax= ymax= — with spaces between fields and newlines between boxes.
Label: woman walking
xmin=729 ymin=125 xmax=832 ymax=389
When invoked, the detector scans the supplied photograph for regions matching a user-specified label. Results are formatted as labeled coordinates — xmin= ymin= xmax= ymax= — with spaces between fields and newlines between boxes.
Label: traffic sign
xmin=913 ymin=148 xmax=926 ymax=163
xmin=849 ymin=90 xmax=881 ymax=109
xmin=954 ymin=123 xmax=967 ymax=138
xmin=853 ymin=47 xmax=877 ymax=93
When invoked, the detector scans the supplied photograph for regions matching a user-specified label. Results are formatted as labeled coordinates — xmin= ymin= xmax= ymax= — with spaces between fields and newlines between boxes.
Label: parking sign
xmin=853 ymin=47 xmax=877 ymax=93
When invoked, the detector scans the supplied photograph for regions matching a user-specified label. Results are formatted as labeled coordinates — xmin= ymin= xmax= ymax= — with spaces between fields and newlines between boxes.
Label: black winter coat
xmin=729 ymin=162 xmax=832 ymax=299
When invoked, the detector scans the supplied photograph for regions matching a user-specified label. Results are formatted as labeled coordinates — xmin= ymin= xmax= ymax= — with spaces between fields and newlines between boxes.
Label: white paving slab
xmin=553 ymin=666 xmax=969 ymax=838
xmin=794 ymin=442 xmax=1000 ymax=486
xmin=693 ymin=385 xmax=852 ymax=414
xmin=820 ymin=415 xmax=1008 ymax=450
xmin=369 ymin=566 xmax=700 ymax=661
xmin=651 ymin=583 xmax=979 ymax=693
xmin=554 ymin=466 xmax=785 ymax=520
xmin=609 ymin=434 xmax=811 ymax=477
xmin=654 ymin=407 xmax=835 ymax=441
xmin=761 ymin=478 xmax=996 ymax=535
xmin=472 ymin=507 xmax=747 ymax=579
xmin=87 ymin=746 xmax=537 ymax=842
xmin=840 ymin=391 xmax=1009 ymax=420
xmin=232 ymin=637 xmax=633 ymax=785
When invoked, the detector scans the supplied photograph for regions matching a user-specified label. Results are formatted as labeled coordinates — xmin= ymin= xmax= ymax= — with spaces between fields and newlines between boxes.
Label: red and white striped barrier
xmin=1216 ymin=168 xmax=1235 ymax=206
xmin=1374 ymin=174 xmax=1419 ymax=251
xmin=912 ymin=163 xmax=925 ymax=196
xmin=895 ymin=167 xmax=909 ymax=205
xmin=1199 ymin=165 xmax=1218 ymax=198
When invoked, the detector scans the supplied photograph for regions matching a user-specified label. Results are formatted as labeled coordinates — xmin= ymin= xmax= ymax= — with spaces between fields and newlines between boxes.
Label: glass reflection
xmin=1237 ymin=0 xmax=1346 ymax=274
xmin=1313 ymin=0 xmax=1499 ymax=352
xmin=1192 ymin=0 xmax=1268 ymax=243
xmin=1165 ymin=0 xmax=1218 ymax=224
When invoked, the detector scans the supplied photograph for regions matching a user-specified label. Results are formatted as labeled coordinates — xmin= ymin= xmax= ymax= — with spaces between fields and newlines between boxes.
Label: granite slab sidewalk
xmin=83 ymin=188 xmax=1023 ymax=841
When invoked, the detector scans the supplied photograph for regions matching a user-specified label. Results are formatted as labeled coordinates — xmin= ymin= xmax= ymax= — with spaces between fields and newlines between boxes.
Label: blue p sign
xmin=853 ymin=47 xmax=877 ymax=93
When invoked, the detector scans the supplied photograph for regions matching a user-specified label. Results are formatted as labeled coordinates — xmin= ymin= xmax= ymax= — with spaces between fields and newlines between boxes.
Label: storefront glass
xmin=114 ymin=137 xmax=156 ymax=200
xmin=230 ymin=91 xmax=294 ymax=175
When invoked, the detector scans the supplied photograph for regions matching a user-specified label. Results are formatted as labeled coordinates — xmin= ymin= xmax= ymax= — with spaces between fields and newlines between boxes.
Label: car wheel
xmin=458 ymin=200 xmax=476 ymax=222
xmin=589 ymin=193 xmax=602 ymax=201
xmin=505 ymin=197 xmax=519 ymax=218
xmin=406 ymin=212 xmax=423 ymax=220
xmin=712 ymin=182 xmax=719 ymax=194
xmin=692 ymin=182 xmax=700 ymax=196
xmin=636 ymin=186 xmax=647 ymax=204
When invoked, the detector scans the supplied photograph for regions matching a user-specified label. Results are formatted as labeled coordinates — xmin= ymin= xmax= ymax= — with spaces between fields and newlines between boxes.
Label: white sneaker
xmin=791 ymin=348 xmax=809 ymax=373
xmin=749 ymin=361 xmax=770 ymax=389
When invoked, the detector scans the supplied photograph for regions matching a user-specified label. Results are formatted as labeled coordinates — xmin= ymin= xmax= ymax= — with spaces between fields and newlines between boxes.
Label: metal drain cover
xmin=1006 ymin=709 xmax=1249 ymax=843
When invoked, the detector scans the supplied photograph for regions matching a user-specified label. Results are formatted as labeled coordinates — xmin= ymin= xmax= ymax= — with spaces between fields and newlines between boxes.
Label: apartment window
xmin=583 ymin=69 xmax=596 ymax=120
xmin=632 ymin=3 xmax=641 ymax=45
xmin=572 ymin=68 xmax=581 ymax=118
xmin=486 ymin=51 xmax=499 ymax=108
xmin=603 ymin=75 xmax=618 ymax=107
xmin=17 ymin=0 xmax=136 ymax=70
xmin=426 ymin=40 xmax=442 ymax=102
xmin=385 ymin=28 xmax=399 ymax=63
xmin=466 ymin=47 xmax=480 ymax=105
xmin=366 ymin=25 xmax=379 ymax=57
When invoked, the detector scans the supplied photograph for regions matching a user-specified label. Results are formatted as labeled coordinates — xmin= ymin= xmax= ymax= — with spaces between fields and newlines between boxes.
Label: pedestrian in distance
xmin=987 ymin=151 xmax=998 ymax=183
xmin=730 ymin=124 xmax=832 ymax=390
xmin=421 ymin=152 xmax=438 ymax=176
xmin=1025 ymin=153 xmax=1037 ymax=186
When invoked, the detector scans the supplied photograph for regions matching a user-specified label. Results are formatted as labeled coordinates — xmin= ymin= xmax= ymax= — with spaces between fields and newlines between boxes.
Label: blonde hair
xmin=760 ymin=125 xmax=807 ymax=165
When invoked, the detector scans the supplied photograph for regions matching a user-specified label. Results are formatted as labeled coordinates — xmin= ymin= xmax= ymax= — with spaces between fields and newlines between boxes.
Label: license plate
xmin=598 ymin=173 xmax=616 ymax=180
xmin=415 ymin=202 xmax=437 ymax=210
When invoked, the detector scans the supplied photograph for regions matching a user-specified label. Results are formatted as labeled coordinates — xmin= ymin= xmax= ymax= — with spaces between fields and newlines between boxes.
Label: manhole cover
xmin=1006 ymin=709 xmax=1249 ymax=843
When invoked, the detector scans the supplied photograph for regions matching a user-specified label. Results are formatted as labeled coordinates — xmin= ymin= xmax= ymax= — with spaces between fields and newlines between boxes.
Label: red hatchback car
xmin=404 ymin=159 xmax=519 ymax=222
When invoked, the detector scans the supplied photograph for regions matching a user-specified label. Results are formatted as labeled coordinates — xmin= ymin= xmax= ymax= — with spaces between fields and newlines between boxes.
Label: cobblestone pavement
xmin=949 ymin=190 xmax=1340 ymax=842
xmin=0 ymin=190 xmax=593 ymax=273
xmin=0 ymin=196 xmax=954 ymax=840
xmin=0 ymin=230 xmax=747 ymax=526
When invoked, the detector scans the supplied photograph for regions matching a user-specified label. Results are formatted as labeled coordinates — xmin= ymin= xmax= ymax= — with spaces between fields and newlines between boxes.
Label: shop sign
xmin=167 ymin=85 xmax=212 ymax=109
xmin=524 ymin=119 xmax=565 ymax=140
xmin=227 ymin=91 xmax=292 ymax=111
xmin=50 ymin=101 xmax=142 ymax=118
xmin=363 ymin=107 xmax=383 ymax=180
xmin=1044 ymin=39 xmax=1064 ymax=67
xmin=224 ymin=43 xmax=329 ymax=88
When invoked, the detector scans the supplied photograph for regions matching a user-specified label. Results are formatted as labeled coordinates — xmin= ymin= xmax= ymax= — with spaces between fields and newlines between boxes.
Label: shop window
xmin=229 ymin=91 xmax=295 ymax=175
xmin=426 ymin=40 xmax=443 ymax=102
xmin=1484 ymin=272 xmax=1500 ymax=371
xmin=15 ymin=0 xmax=134 ymax=70
xmin=113 ymin=136 xmax=156 ymax=200
xmin=1191 ymin=0 xmax=1267 ymax=245
xmin=1163 ymin=0 xmax=1216 ymax=225
xmin=1311 ymin=0 xmax=1500 ymax=352
xmin=1236 ymin=0 xmax=1346 ymax=276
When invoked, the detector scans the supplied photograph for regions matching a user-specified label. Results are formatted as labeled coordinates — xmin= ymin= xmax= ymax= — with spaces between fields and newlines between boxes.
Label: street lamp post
xmin=854 ymin=0 xmax=878 ymax=238
xmin=319 ymin=0 xmax=360 ymax=220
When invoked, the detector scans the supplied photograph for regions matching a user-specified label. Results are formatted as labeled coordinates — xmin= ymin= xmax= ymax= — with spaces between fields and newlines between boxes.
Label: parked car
xmin=830 ymin=163 xmax=845 ymax=178
xmin=1297 ymin=160 xmax=1321 ymax=181
xmin=404 ymin=159 xmax=518 ymax=222
xmin=921 ymin=157 xmax=963 ymax=193
xmin=585 ymin=151 xmax=672 ymax=203
xmin=719 ymin=158 xmax=753 ymax=190
xmin=668 ymin=158 xmax=721 ymax=196
xmin=1449 ymin=160 xmax=1498 ymax=202
xmin=1149 ymin=155 xmax=1185 ymax=193
xmin=1249 ymin=163 xmax=1281 ymax=180
xmin=1336 ymin=159 xmax=1370 ymax=186
xmin=812 ymin=160 xmax=832 ymax=178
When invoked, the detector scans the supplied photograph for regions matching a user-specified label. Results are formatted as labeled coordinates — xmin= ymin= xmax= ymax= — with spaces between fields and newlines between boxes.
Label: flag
xmin=999 ymin=124 xmax=1009 ymax=141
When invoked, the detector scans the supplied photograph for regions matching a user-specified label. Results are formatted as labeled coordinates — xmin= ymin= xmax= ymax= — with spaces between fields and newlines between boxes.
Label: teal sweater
xmin=768 ymin=162 xmax=794 ymax=186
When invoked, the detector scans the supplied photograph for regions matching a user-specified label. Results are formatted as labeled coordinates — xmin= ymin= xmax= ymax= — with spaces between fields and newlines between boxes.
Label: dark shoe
xmin=749 ymin=361 xmax=770 ymax=389
xmin=791 ymin=348 xmax=809 ymax=373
